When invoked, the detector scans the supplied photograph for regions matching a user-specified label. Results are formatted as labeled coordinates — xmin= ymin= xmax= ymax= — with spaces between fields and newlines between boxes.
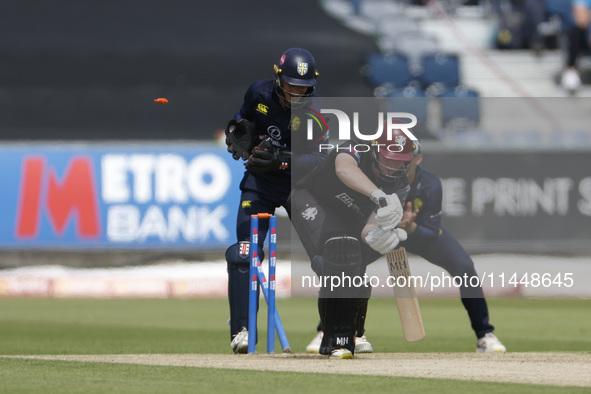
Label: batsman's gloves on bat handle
xmin=245 ymin=137 xmax=292 ymax=173
xmin=365 ymin=226 xmax=407 ymax=254
xmin=371 ymin=189 xmax=403 ymax=231
xmin=225 ymin=119 xmax=258 ymax=160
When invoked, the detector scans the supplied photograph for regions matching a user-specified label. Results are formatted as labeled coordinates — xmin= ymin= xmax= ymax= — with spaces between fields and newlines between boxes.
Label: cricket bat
xmin=385 ymin=247 xmax=425 ymax=342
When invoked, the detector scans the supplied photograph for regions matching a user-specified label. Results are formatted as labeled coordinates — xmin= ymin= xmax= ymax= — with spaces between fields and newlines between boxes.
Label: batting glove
xmin=365 ymin=226 xmax=407 ymax=254
xmin=371 ymin=190 xmax=403 ymax=231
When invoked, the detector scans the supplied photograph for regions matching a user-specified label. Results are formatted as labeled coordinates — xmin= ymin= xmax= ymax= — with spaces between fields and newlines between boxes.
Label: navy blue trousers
xmin=404 ymin=228 xmax=494 ymax=338
xmin=227 ymin=172 xmax=291 ymax=339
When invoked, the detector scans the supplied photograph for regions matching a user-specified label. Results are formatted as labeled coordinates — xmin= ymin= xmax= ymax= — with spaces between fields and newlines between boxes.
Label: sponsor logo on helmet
xmin=297 ymin=62 xmax=308 ymax=76
xmin=256 ymin=103 xmax=269 ymax=115
xmin=395 ymin=135 xmax=407 ymax=147
xmin=280 ymin=54 xmax=286 ymax=65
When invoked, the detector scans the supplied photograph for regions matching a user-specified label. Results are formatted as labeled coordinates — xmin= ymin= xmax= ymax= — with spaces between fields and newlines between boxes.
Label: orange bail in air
xmin=154 ymin=98 xmax=168 ymax=104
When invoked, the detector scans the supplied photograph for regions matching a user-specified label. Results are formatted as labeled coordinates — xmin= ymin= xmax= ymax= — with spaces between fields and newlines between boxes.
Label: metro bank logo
xmin=4 ymin=146 xmax=241 ymax=249
xmin=16 ymin=156 xmax=100 ymax=239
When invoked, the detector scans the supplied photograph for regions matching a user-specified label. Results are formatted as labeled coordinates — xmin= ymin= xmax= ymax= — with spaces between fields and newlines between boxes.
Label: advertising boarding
xmin=0 ymin=144 xmax=242 ymax=249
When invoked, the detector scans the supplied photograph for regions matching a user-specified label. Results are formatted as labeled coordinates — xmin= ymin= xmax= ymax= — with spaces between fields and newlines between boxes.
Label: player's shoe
xmin=231 ymin=328 xmax=249 ymax=354
xmin=561 ymin=68 xmax=581 ymax=95
xmin=306 ymin=331 xmax=374 ymax=354
xmin=330 ymin=348 xmax=353 ymax=359
xmin=305 ymin=331 xmax=323 ymax=354
xmin=355 ymin=335 xmax=374 ymax=353
xmin=476 ymin=332 xmax=506 ymax=353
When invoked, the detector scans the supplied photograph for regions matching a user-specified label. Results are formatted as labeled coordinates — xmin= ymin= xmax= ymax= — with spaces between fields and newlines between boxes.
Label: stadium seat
xmin=419 ymin=52 xmax=461 ymax=90
xmin=381 ymin=86 xmax=430 ymax=138
xmin=362 ymin=52 xmax=414 ymax=88
xmin=437 ymin=86 xmax=480 ymax=131
xmin=387 ymin=32 xmax=440 ymax=76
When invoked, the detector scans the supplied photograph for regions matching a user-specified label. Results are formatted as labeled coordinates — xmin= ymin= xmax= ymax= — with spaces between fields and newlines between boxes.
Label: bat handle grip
xmin=378 ymin=197 xmax=387 ymax=208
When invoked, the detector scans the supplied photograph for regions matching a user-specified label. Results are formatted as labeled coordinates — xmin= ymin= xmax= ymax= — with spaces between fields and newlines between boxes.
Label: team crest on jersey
xmin=297 ymin=62 xmax=308 ymax=76
xmin=290 ymin=116 xmax=301 ymax=131
xmin=413 ymin=197 xmax=423 ymax=211
xmin=301 ymin=206 xmax=318 ymax=221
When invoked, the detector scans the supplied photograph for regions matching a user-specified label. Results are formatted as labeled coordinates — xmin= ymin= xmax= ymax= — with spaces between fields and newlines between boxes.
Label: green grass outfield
xmin=0 ymin=297 xmax=589 ymax=393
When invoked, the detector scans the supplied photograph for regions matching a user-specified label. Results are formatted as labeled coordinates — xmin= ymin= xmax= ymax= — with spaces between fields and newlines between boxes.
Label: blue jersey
xmin=234 ymin=79 xmax=328 ymax=187
xmin=401 ymin=165 xmax=495 ymax=338
xmin=404 ymin=166 xmax=443 ymax=246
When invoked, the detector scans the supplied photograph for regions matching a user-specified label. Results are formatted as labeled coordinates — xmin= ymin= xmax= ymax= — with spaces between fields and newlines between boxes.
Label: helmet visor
xmin=379 ymin=149 xmax=413 ymax=161
xmin=282 ymin=75 xmax=316 ymax=87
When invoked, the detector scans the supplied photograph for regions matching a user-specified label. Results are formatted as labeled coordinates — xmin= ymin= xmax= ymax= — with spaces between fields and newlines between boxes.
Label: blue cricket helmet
xmin=273 ymin=48 xmax=318 ymax=106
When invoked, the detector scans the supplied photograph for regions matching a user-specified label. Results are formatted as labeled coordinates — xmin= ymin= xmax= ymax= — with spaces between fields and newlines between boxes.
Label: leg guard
xmin=354 ymin=277 xmax=372 ymax=337
xmin=319 ymin=236 xmax=363 ymax=298
xmin=355 ymin=298 xmax=369 ymax=338
xmin=318 ymin=236 xmax=363 ymax=355
xmin=226 ymin=242 xmax=264 ymax=340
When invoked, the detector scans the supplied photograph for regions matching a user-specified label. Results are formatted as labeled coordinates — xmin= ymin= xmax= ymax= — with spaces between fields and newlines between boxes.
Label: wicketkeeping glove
xmin=245 ymin=137 xmax=291 ymax=173
xmin=225 ymin=119 xmax=258 ymax=160
xmin=365 ymin=226 xmax=408 ymax=254
xmin=371 ymin=189 xmax=403 ymax=231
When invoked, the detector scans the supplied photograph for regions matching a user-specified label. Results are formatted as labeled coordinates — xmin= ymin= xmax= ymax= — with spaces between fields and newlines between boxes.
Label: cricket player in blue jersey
xmin=224 ymin=48 xmax=327 ymax=353
xmin=306 ymin=141 xmax=506 ymax=354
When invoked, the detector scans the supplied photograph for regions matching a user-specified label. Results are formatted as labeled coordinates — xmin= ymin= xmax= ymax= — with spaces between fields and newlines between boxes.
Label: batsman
xmin=224 ymin=48 xmax=327 ymax=354
xmin=289 ymin=127 xmax=413 ymax=359
xmin=303 ymin=139 xmax=507 ymax=355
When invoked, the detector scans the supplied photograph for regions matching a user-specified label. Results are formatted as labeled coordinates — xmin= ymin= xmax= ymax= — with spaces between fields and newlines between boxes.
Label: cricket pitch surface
xmin=6 ymin=352 xmax=591 ymax=387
